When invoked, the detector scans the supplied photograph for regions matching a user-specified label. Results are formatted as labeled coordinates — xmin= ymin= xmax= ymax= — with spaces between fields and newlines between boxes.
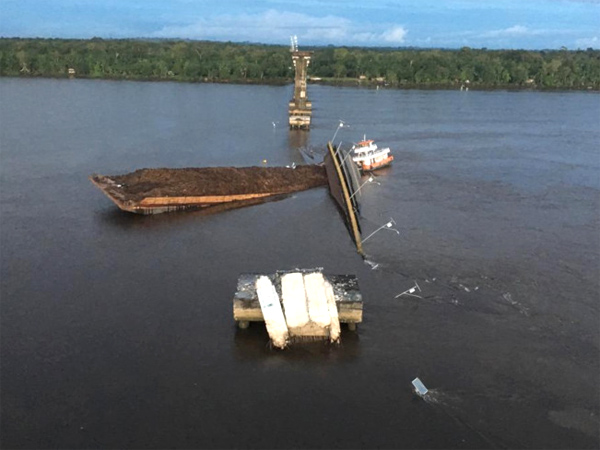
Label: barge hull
xmin=90 ymin=165 xmax=327 ymax=215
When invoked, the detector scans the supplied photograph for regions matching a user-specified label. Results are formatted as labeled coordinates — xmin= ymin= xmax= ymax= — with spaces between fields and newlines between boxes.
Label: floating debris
xmin=502 ymin=292 xmax=530 ymax=316
xmin=502 ymin=292 xmax=515 ymax=304
xmin=364 ymin=259 xmax=380 ymax=270
xmin=412 ymin=377 xmax=429 ymax=397
xmin=395 ymin=281 xmax=422 ymax=299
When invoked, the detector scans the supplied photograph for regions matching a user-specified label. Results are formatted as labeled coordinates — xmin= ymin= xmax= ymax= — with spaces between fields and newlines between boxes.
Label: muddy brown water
xmin=1 ymin=78 xmax=598 ymax=449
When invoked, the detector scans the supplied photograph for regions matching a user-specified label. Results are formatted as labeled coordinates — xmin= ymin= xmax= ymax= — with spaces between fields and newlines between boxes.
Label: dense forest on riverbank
xmin=1 ymin=38 xmax=599 ymax=89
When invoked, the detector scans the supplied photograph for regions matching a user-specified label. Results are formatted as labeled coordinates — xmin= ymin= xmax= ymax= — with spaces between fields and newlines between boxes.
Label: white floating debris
xmin=412 ymin=377 xmax=429 ymax=397
xmin=395 ymin=281 xmax=422 ymax=299
xmin=256 ymin=276 xmax=289 ymax=349
xmin=364 ymin=259 xmax=379 ymax=270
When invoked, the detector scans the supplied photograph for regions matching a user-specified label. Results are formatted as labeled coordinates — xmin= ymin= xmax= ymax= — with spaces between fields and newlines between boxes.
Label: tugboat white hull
xmin=351 ymin=136 xmax=395 ymax=172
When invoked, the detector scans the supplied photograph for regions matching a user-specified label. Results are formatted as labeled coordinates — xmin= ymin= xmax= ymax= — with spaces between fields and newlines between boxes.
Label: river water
xmin=1 ymin=78 xmax=598 ymax=449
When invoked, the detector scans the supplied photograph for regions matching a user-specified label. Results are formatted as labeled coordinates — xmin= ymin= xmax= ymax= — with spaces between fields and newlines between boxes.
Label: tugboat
xmin=351 ymin=136 xmax=394 ymax=172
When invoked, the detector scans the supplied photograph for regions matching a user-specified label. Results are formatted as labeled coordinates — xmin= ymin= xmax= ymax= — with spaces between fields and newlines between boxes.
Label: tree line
xmin=1 ymin=37 xmax=599 ymax=89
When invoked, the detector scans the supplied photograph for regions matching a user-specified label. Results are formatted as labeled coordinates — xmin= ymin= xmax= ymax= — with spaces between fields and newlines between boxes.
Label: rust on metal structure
xmin=323 ymin=142 xmax=363 ymax=255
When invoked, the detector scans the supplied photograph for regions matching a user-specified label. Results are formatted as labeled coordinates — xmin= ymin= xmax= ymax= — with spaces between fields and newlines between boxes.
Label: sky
xmin=1 ymin=0 xmax=599 ymax=50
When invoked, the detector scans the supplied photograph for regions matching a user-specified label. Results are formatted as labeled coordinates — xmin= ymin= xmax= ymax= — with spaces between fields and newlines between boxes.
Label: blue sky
xmin=1 ymin=0 xmax=599 ymax=49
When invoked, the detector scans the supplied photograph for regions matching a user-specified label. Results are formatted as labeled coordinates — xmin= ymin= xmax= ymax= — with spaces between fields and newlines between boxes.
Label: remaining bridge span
xmin=289 ymin=36 xmax=312 ymax=130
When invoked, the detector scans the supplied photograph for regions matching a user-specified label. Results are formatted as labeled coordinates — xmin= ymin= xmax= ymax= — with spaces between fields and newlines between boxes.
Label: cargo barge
xmin=91 ymin=165 xmax=327 ymax=214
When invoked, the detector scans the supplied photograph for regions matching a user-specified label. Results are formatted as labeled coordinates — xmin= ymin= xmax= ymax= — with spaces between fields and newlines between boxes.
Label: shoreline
xmin=2 ymin=74 xmax=598 ymax=92
xmin=3 ymin=37 xmax=598 ymax=92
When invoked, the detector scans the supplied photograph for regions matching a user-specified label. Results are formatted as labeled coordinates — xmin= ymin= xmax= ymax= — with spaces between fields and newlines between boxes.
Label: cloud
xmin=382 ymin=26 xmax=408 ymax=44
xmin=575 ymin=36 xmax=600 ymax=47
xmin=482 ymin=25 xmax=539 ymax=38
xmin=152 ymin=9 xmax=407 ymax=46
xmin=404 ymin=22 xmax=587 ymax=49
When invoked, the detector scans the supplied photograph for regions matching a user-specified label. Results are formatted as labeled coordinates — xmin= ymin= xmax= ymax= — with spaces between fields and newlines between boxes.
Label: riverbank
xmin=4 ymin=73 xmax=599 ymax=92
xmin=2 ymin=37 xmax=599 ymax=91
xmin=311 ymin=77 xmax=600 ymax=91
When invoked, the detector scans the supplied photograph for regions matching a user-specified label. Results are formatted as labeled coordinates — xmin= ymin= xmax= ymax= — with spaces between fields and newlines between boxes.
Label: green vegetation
xmin=1 ymin=38 xmax=599 ymax=89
